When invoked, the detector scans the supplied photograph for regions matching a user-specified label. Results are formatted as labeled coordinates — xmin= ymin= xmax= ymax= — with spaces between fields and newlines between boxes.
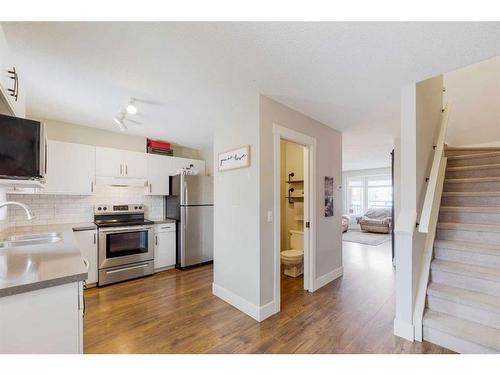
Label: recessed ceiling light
xmin=126 ymin=104 xmax=137 ymax=115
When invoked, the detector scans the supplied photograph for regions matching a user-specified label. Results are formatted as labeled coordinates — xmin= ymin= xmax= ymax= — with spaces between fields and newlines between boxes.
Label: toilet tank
xmin=289 ymin=230 xmax=304 ymax=250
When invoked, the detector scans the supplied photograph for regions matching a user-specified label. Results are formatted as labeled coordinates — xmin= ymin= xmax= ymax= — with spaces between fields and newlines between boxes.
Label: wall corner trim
xmin=394 ymin=318 xmax=415 ymax=341
xmin=312 ymin=266 xmax=343 ymax=292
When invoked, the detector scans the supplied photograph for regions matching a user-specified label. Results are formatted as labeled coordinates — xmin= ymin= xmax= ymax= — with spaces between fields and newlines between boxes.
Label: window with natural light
xmin=346 ymin=175 xmax=392 ymax=216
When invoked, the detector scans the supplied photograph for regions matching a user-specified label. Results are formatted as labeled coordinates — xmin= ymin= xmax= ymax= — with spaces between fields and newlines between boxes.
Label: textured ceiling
xmin=4 ymin=22 xmax=500 ymax=169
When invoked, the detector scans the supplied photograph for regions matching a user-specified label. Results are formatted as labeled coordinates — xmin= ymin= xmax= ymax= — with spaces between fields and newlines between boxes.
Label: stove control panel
xmin=94 ymin=204 xmax=144 ymax=214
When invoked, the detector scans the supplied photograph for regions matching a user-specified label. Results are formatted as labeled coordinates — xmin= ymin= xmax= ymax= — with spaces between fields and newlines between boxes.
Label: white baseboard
xmin=259 ymin=300 xmax=278 ymax=321
xmin=212 ymin=283 xmax=260 ymax=321
xmin=312 ymin=266 xmax=343 ymax=291
xmin=212 ymin=283 xmax=280 ymax=322
xmin=394 ymin=318 xmax=415 ymax=341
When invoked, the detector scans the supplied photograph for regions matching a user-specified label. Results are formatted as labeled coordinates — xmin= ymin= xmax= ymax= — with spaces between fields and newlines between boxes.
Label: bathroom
xmin=280 ymin=139 xmax=305 ymax=282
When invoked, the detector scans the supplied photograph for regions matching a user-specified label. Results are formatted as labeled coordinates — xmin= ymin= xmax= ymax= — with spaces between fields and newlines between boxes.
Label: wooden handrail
xmin=419 ymin=103 xmax=450 ymax=233
xmin=413 ymin=103 xmax=451 ymax=341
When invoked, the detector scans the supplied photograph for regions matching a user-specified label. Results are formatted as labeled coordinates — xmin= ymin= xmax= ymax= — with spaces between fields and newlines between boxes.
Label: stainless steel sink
xmin=0 ymin=232 xmax=62 ymax=249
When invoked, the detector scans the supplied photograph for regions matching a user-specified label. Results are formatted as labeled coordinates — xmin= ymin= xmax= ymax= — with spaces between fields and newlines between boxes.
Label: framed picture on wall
xmin=218 ymin=145 xmax=251 ymax=171
xmin=324 ymin=176 xmax=334 ymax=217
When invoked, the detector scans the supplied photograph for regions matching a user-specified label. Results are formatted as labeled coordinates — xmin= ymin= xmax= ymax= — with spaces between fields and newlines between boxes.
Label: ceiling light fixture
xmin=126 ymin=98 xmax=137 ymax=115
xmin=113 ymin=116 xmax=127 ymax=132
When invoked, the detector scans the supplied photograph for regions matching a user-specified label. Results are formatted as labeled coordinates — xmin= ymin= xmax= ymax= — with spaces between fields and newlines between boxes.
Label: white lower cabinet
xmin=0 ymin=281 xmax=84 ymax=354
xmin=73 ymin=229 xmax=98 ymax=286
xmin=154 ymin=223 xmax=176 ymax=270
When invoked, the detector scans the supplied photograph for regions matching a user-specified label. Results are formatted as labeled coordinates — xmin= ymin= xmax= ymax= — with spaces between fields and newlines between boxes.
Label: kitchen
xmin=0 ymin=24 xmax=214 ymax=353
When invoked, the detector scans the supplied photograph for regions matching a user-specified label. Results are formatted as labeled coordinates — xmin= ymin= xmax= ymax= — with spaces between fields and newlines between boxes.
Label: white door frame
xmin=273 ymin=123 xmax=317 ymax=313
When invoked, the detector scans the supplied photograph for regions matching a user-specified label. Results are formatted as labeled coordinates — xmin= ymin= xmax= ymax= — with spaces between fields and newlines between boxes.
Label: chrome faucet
xmin=0 ymin=201 xmax=34 ymax=220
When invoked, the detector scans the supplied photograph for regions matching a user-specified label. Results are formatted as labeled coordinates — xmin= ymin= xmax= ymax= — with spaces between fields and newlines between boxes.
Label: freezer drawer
xmin=178 ymin=205 xmax=213 ymax=268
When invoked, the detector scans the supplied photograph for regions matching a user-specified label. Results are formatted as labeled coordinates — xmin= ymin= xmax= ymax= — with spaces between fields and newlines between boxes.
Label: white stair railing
xmin=413 ymin=103 xmax=451 ymax=341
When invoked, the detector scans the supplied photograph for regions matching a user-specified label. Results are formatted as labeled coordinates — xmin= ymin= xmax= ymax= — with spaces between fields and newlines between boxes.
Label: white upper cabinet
xmin=0 ymin=25 xmax=25 ymax=118
xmin=146 ymin=153 xmax=171 ymax=195
xmin=43 ymin=140 xmax=95 ymax=195
xmin=95 ymin=147 xmax=146 ymax=179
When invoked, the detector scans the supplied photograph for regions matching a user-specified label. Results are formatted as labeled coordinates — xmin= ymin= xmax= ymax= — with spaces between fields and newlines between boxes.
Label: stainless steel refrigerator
xmin=165 ymin=175 xmax=213 ymax=269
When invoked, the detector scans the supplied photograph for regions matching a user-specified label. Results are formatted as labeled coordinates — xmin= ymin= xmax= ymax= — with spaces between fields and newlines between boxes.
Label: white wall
xmin=212 ymin=94 xmax=342 ymax=321
xmin=444 ymin=56 xmax=500 ymax=147
xmin=394 ymin=75 xmax=443 ymax=340
xmin=212 ymin=93 xmax=261 ymax=314
xmin=259 ymin=95 xmax=343 ymax=305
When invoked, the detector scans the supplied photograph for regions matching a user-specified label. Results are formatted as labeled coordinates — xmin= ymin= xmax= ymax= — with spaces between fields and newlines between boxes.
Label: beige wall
xmin=38 ymin=118 xmax=201 ymax=158
xmin=444 ymin=56 xmax=500 ymax=147
xmin=259 ymin=95 xmax=343 ymax=305
xmin=280 ymin=140 xmax=304 ymax=251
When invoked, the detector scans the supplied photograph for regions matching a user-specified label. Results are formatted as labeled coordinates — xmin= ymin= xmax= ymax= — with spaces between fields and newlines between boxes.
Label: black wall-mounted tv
xmin=0 ymin=114 xmax=45 ymax=180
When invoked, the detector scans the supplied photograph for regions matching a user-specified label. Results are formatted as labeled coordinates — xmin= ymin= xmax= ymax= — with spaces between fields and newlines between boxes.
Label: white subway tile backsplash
xmin=6 ymin=185 xmax=164 ymax=227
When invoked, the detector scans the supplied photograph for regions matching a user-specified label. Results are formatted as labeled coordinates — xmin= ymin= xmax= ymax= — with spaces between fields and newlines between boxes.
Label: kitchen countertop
xmin=0 ymin=222 xmax=91 ymax=298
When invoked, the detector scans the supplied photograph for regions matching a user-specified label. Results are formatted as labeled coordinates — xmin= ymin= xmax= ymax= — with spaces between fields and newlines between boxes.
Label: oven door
xmin=98 ymin=225 xmax=153 ymax=269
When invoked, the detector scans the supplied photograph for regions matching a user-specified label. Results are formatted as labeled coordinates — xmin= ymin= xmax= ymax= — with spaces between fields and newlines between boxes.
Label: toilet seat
xmin=281 ymin=249 xmax=304 ymax=260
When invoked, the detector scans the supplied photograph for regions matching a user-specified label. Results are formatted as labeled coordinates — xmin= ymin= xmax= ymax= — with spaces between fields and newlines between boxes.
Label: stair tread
xmin=447 ymin=163 xmax=500 ymax=171
xmin=434 ymin=239 xmax=500 ymax=256
xmin=437 ymin=221 xmax=500 ymax=233
xmin=423 ymin=310 xmax=500 ymax=351
xmin=444 ymin=176 xmax=500 ymax=183
xmin=431 ymin=259 xmax=500 ymax=282
xmin=428 ymin=282 xmax=500 ymax=313
xmin=447 ymin=151 xmax=500 ymax=160
xmin=440 ymin=206 xmax=500 ymax=213
xmin=442 ymin=191 xmax=500 ymax=197
xmin=446 ymin=147 xmax=500 ymax=152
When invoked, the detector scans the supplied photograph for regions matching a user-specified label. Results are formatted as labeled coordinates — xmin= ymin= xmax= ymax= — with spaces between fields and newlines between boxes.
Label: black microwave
xmin=0 ymin=114 xmax=46 ymax=180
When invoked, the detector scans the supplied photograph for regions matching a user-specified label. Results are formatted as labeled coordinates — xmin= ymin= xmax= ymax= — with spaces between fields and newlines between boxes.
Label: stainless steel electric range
xmin=94 ymin=204 xmax=154 ymax=286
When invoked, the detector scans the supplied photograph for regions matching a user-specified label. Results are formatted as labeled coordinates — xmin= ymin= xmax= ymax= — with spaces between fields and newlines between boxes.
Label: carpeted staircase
xmin=422 ymin=147 xmax=500 ymax=353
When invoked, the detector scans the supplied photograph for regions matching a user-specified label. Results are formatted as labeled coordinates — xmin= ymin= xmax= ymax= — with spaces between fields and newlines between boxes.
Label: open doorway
xmin=273 ymin=124 xmax=317 ymax=314
xmin=279 ymin=139 xmax=306 ymax=305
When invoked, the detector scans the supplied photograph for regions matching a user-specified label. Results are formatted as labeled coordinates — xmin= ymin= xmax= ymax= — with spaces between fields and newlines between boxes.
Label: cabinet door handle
xmin=125 ymin=164 xmax=128 ymax=175
xmin=149 ymin=183 xmax=152 ymax=193
xmin=7 ymin=67 xmax=19 ymax=102
xmin=120 ymin=164 xmax=123 ymax=175
xmin=155 ymin=235 xmax=158 ymax=246
xmin=91 ymin=181 xmax=94 ymax=193
xmin=93 ymin=233 xmax=96 ymax=244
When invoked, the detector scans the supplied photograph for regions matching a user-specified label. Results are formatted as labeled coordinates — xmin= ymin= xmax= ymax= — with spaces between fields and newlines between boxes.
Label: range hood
xmin=95 ymin=176 xmax=147 ymax=188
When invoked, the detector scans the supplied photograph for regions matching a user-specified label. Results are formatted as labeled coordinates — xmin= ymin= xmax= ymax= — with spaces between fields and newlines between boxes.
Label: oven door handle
xmin=98 ymin=225 xmax=153 ymax=233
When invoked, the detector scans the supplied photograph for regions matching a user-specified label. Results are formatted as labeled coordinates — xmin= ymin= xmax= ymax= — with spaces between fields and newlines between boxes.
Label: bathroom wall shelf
xmin=287 ymin=186 xmax=304 ymax=204
xmin=286 ymin=172 xmax=303 ymax=184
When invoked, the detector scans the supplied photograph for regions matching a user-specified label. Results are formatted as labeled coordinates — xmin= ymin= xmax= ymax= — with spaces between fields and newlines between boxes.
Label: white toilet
xmin=281 ymin=230 xmax=304 ymax=277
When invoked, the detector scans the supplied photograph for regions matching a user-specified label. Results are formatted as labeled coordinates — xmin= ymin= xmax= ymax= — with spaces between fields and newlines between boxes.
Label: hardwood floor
xmin=84 ymin=240 xmax=453 ymax=354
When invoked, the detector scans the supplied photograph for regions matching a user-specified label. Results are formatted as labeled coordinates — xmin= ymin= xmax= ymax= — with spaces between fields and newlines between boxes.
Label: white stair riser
xmin=444 ymin=181 xmax=500 ymax=192
xmin=434 ymin=247 xmax=500 ymax=269
xmin=441 ymin=196 xmax=500 ymax=207
xmin=446 ymin=168 xmax=500 ymax=179
xmin=427 ymin=296 xmax=500 ymax=330
xmin=437 ymin=228 xmax=500 ymax=245
xmin=447 ymin=155 xmax=500 ymax=168
xmin=423 ymin=325 xmax=497 ymax=354
xmin=439 ymin=211 xmax=500 ymax=225
xmin=431 ymin=269 xmax=500 ymax=297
